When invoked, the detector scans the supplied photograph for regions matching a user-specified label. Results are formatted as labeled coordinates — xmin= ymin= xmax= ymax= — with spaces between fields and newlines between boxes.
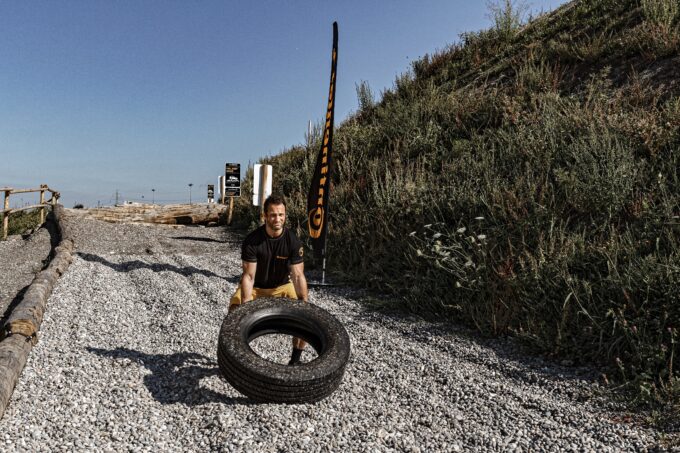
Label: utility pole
xmin=188 ymin=183 xmax=193 ymax=205
xmin=115 ymin=190 xmax=119 ymax=206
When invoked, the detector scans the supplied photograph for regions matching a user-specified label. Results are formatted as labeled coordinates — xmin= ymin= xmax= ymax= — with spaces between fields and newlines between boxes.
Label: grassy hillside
xmin=234 ymin=0 xmax=680 ymax=414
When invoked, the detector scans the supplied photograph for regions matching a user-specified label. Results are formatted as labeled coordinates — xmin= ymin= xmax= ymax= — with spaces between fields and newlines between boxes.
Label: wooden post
xmin=2 ymin=190 xmax=10 ymax=240
xmin=227 ymin=196 xmax=234 ymax=226
xmin=39 ymin=185 xmax=46 ymax=224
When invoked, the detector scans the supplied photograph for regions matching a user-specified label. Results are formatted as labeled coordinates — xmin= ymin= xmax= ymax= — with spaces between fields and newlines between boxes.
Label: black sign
xmin=207 ymin=185 xmax=214 ymax=199
xmin=225 ymin=163 xmax=241 ymax=197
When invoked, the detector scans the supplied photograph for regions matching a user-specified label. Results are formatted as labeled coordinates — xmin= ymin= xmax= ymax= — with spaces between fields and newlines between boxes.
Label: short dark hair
xmin=264 ymin=194 xmax=286 ymax=214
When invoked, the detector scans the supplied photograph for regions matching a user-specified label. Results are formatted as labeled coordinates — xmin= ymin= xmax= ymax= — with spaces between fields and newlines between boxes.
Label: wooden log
xmin=0 ymin=203 xmax=75 ymax=419
xmin=0 ymin=335 xmax=33 ymax=417
xmin=70 ymin=203 xmax=227 ymax=225
xmin=227 ymin=197 xmax=234 ymax=226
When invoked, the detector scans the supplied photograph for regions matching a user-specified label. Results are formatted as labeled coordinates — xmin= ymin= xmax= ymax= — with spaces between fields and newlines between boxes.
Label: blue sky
xmin=0 ymin=0 xmax=568 ymax=207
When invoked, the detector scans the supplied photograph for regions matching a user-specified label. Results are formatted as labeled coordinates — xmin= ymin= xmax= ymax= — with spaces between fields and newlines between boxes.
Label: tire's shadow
xmin=86 ymin=347 xmax=252 ymax=406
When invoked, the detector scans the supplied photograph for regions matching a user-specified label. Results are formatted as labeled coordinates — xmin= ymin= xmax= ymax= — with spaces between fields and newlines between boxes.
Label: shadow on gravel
xmin=0 ymin=285 xmax=29 ymax=326
xmin=77 ymin=252 xmax=223 ymax=279
xmin=172 ymin=236 xmax=240 ymax=244
xmin=86 ymin=347 xmax=252 ymax=406
xmin=44 ymin=216 xmax=61 ymax=254
xmin=327 ymin=287 xmax=600 ymax=399
xmin=225 ymin=275 xmax=240 ymax=284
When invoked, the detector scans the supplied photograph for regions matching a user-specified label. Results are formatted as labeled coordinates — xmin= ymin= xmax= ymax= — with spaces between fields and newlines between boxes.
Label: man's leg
xmin=271 ymin=282 xmax=307 ymax=364
xmin=228 ymin=285 xmax=242 ymax=312
xmin=229 ymin=285 xmax=260 ymax=313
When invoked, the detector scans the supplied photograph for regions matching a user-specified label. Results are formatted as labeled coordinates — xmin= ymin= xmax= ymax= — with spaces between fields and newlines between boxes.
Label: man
xmin=229 ymin=194 xmax=309 ymax=365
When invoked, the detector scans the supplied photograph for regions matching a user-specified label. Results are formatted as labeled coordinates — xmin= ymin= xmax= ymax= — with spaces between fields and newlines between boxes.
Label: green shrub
xmin=642 ymin=0 xmax=679 ymax=29
xmin=488 ymin=0 xmax=529 ymax=42
xmin=553 ymin=126 xmax=638 ymax=216
xmin=355 ymin=80 xmax=375 ymax=113
xmin=1 ymin=209 xmax=43 ymax=238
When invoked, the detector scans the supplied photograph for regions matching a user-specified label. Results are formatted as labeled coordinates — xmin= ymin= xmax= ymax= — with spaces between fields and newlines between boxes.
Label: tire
xmin=217 ymin=297 xmax=351 ymax=403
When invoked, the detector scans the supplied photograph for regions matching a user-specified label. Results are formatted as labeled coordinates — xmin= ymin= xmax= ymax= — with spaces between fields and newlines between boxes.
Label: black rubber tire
xmin=217 ymin=298 xmax=351 ymax=403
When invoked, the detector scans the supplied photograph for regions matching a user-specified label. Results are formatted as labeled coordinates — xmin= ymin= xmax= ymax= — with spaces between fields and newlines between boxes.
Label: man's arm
xmin=289 ymin=262 xmax=308 ymax=303
xmin=240 ymin=261 xmax=257 ymax=303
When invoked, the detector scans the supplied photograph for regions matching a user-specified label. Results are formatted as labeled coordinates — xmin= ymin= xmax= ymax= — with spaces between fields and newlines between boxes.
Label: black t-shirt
xmin=242 ymin=226 xmax=304 ymax=289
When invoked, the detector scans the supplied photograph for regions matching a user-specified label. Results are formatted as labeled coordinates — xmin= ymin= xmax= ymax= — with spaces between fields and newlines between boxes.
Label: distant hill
xmin=235 ymin=0 xmax=680 ymax=417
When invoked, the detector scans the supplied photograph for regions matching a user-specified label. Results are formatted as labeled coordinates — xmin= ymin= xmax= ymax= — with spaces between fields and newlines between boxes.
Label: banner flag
xmin=307 ymin=22 xmax=338 ymax=259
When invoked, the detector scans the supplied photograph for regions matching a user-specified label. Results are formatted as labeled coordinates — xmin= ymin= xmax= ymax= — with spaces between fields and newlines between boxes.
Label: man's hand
xmin=289 ymin=262 xmax=308 ymax=303
xmin=240 ymin=261 xmax=257 ymax=303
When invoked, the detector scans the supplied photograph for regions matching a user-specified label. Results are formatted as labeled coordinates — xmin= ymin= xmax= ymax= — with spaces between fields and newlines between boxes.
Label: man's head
xmin=263 ymin=194 xmax=286 ymax=236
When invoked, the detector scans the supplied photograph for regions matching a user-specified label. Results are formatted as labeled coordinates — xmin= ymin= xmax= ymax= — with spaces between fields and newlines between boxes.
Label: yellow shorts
xmin=229 ymin=281 xmax=298 ymax=307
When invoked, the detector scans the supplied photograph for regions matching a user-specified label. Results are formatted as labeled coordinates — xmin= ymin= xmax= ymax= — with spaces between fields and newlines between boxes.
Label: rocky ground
xmin=0 ymin=210 xmax=670 ymax=451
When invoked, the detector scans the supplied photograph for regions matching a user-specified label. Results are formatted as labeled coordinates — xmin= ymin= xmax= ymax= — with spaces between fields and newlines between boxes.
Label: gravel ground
xmin=0 ymin=220 xmax=58 ymax=320
xmin=0 ymin=211 xmax=668 ymax=451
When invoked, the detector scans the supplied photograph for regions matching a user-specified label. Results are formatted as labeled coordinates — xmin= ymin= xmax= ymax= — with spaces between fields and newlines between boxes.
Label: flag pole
xmin=307 ymin=22 xmax=338 ymax=287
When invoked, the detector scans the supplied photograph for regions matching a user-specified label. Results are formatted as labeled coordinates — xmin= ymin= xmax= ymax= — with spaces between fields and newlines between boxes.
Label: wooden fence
xmin=0 ymin=185 xmax=60 ymax=240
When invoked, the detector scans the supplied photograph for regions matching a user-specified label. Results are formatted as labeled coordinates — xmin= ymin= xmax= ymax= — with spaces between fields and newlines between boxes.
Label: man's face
xmin=265 ymin=203 xmax=286 ymax=234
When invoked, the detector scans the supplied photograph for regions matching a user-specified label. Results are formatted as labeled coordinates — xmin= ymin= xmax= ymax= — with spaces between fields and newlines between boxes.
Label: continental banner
xmin=307 ymin=22 xmax=338 ymax=259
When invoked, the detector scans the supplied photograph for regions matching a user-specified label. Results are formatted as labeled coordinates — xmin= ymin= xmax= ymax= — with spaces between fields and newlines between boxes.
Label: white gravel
xmin=0 ymin=212 xmax=665 ymax=451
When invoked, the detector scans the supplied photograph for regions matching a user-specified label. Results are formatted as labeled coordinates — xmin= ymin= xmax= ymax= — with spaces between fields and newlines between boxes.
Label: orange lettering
xmin=308 ymin=207 xmax=324 ymax=238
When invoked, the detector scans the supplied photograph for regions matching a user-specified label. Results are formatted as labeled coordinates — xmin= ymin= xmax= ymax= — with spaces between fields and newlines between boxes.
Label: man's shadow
xmin=78 ymin=252 xmax=223 ymax=279
xmin=86 ymin=347 xmax=252 ymax=406
xmin=171 ymin=236 xmax=241 ymax=244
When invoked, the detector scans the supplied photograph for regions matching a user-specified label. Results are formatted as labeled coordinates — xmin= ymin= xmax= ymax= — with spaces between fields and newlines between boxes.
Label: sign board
xmin=224 ymin=163 xmax=241 ymax=197
xmin=253 ymin=164 xmax=272 ymax=206
xmin=207 ymin=184 xmax=214 ymax=203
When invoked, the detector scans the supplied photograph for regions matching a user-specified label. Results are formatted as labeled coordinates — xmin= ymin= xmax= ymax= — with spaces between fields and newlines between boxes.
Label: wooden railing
xmin=0 ymin=185 xmax=60 ymax=240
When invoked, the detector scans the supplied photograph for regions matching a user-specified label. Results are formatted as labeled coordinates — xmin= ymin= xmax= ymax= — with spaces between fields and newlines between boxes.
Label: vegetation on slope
xmin=234 ymin=0 xmax=680 ymax=415
xmin=0 ymin=210 xmax=43 ymax=239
